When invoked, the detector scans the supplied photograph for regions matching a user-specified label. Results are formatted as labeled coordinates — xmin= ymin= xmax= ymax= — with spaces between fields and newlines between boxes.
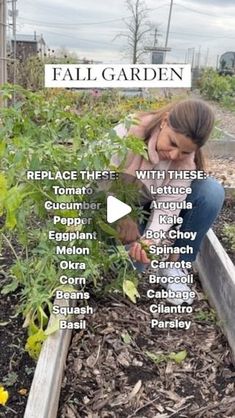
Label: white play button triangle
xmin=107 ymin=196 xmax=132 ymax=224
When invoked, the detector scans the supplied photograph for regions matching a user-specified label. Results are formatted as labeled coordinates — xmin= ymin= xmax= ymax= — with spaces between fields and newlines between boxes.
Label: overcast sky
xmin=9 ymin=0 xmax=235 ymax=67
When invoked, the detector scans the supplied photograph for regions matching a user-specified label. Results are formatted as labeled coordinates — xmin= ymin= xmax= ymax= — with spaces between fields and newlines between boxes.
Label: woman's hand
xmin=128 ymin=239 xmax=154 ymax=264
xmin=116 ymin=217 xmax=141 ymax=244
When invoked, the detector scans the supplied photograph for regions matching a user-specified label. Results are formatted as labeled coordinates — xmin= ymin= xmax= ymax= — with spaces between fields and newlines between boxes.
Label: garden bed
xmin=1 ymin=85 xmax=235 ymax=417
xmin=44 ymin=193 xmax=235 ymax=418
xmin=1 ymin=187 xmax=234 ymax=418
xmin=2 ymin=223 xmax=234 ymax=418
xmin=57 ymin=273 xmax=235 ymax=418
xmin=20 ymin=192 xmax=235 ymax=418
xmin=56 ymin=196 xmax=235 ymax=418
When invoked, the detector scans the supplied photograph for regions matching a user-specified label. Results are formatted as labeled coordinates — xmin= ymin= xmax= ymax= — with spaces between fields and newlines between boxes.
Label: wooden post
xmin=0 ymin=0 xmax=7 ymax=107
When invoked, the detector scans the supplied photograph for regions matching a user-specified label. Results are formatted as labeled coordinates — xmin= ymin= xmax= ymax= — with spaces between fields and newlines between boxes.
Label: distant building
xmin=219 ymin=51 xmax=235 ymax=75
xmin=11 ymin=33 xmax=46 ymax=61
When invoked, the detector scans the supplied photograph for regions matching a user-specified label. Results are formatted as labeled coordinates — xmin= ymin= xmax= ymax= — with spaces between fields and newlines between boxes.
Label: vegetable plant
xmin=0 ymin=84 xmax=167 ymax=359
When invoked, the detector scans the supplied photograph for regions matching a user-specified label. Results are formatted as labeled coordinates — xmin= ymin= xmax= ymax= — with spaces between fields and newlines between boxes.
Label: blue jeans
xmin=128 ymin=177 xmax=225 ymax=271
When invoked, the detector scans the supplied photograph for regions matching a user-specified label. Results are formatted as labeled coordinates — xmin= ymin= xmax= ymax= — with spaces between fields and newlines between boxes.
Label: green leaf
xmin=4 ymin=186 xmax=25 ymax=229
xmin=28 ymin=321 xmax=40 ymax=336
xmin=2 ymin=372 xmax=18 ymax=387
xmin=53 ymin=284 xmax=75 ymax=294
xmin=1 ymin=279 xmax=19 ymax=295
xmin=0 ymin=172 xmax=8 ymax=215
xmin=5 ymin=210 xmax=17 ymax=229
xmin=168 ymin=350 xmax=187 ymax=364
xmin=145 ymin=350 xmax=188 ymax=364
xmin=145 ymin=351 xmax=167 ymax=364
xmin=97 ymin=220 xmax=119 ymax=238
xmin=121 ymin=332 xmax=132 ymax=344
xmin=44 ymin=316 xmax=60 ymax=336
xmin=25 ymin=329 xmax=47 ymax=360
xmin=37 ymin=306 xmax=49 ymax=329
xmin=0 ymin=140 xmax=6 ymax=157
xmin=123 ymin=280 xmax=140 ymax=303
xmin=0 ymin=172 xmax=7 ymax=190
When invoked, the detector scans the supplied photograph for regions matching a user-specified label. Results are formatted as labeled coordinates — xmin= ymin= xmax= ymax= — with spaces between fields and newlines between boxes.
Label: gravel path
xmin=156 ymin=89 xmax=235 ymax=137
xmin=198 ymin=98 xmax=235 ymax=137
xmin=206 ymin=157 xmax=235 ymax=188
xmin=189 ymin=91 xmax=235 ymax=186
xmin=190 ymin=90 xmax=235 ymax=137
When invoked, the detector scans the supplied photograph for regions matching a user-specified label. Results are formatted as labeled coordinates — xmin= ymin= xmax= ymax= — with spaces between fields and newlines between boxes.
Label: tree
xmin=7 ymin=49 xmax=86 ymax=91
xmin=49 ymin=47 xmax=79 ymax=63
xmin=118 ymin=0 xmax=154 ymax=63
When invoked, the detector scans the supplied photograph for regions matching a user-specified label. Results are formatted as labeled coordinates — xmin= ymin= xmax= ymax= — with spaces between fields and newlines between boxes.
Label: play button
xmin=107 ymin=196 xmax=132 ymax=223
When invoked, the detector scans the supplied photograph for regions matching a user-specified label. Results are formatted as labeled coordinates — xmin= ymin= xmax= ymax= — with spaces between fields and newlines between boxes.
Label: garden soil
xmin=0 ymin=241 xmax=36 ymax=418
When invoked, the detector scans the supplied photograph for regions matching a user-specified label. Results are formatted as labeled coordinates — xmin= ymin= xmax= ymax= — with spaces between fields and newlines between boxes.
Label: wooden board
xmin=214 ymin=127 xmax=235 ymax=141
xmin=24 ymin=229 xmax=235 ymax=416
xmin=204 ymin=139 xmax=235 ymax=158
xmin=195 ymin=229 xmax=235 ymax=363
xmin=24 ymin=300 xmax=73 ymax=418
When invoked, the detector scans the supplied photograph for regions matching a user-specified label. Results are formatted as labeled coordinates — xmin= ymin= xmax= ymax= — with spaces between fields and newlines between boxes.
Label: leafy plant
xmin=194 ymin=308 xmax=217 ymax=322
xmin=221 ymin=224 xmax=235 ymax=251
xmin=2 ymin=372 xmax=18 ymax=387
xmin=199 ymin=68 xmax=235 ymax=103
xmin=0 ymin=84 xmax=167 ymax=359
xmin=145 ymin=349 xmax=187 ymax=364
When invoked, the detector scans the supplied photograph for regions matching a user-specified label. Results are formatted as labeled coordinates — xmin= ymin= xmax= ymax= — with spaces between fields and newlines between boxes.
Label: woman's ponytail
xmin=194 ymin=148 xmax=206 ymax=170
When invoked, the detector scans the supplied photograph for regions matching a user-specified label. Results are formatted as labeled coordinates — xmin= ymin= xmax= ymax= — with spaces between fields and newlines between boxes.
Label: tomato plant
xmin=1 ymin=84 xmax=166 ymax=358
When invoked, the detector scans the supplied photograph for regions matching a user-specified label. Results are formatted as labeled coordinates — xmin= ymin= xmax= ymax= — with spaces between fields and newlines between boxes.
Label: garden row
xmin=0 ymin=86 xmax=169 ymax=415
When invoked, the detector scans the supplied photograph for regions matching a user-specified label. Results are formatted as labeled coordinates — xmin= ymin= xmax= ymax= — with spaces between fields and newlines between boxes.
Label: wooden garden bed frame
xmin=24 ymin=229 xmax=235 ymax=418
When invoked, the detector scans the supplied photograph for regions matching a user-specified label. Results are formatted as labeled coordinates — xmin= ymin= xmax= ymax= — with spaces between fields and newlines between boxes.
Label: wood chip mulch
xmin=58 ymin=155 xmax=235 ymax=418
xmin=58 ymin=272 xmax=235 ymax=418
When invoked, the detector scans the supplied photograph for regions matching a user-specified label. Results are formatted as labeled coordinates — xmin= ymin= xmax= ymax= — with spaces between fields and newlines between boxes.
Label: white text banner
xmin=45 ymin=64 xmax=191 ymax=88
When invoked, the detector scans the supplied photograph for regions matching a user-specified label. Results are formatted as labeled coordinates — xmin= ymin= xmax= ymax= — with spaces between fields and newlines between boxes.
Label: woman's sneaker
xmin=156 ymin=267 xmax=194 ymax=306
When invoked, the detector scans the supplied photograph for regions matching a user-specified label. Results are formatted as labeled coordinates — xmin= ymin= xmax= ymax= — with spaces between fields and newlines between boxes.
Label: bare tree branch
xmin=114 ymin=0 xmax=159 ymax=64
